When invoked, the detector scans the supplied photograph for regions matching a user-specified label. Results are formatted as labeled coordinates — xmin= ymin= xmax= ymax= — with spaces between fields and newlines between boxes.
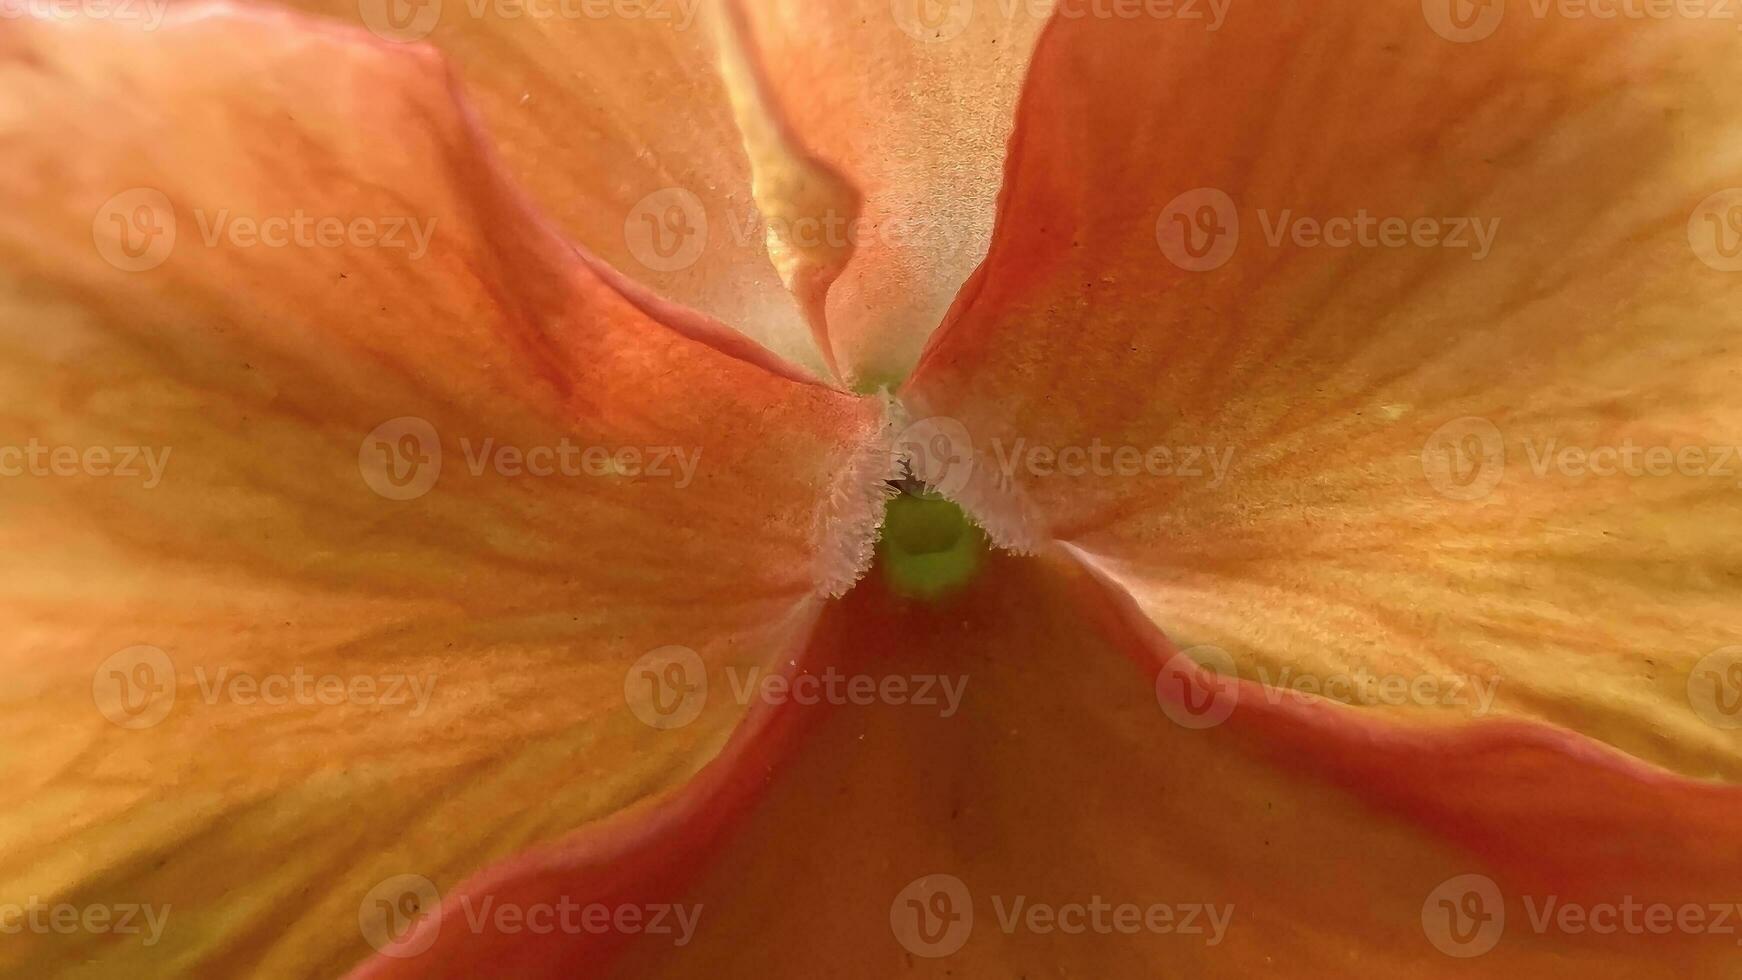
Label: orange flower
xmin=3 ymin=0 xmax=1741 ymax=977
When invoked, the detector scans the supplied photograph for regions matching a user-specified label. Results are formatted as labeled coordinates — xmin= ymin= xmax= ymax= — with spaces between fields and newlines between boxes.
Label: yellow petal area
xmin=208 ymin=0 xmax=835 ymax=376
xmin=904 ymin=0 xmax=1742 ymax=779
xmin=736 ymin=0 xmax=1047 ymax=388
xmin=610 ymin=552 xmax=1742 ymax=977
xmin=0 ymin=7 xmax=891 ymax=976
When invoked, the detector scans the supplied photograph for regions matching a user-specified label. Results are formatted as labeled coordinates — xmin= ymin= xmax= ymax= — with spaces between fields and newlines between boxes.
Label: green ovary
xmin=875 ymin=492 xmax=987 ymax=601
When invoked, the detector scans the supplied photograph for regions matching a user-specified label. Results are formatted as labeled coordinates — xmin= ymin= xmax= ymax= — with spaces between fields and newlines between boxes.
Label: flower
xmin=2 ymin=0 xmax=1741 ymax=977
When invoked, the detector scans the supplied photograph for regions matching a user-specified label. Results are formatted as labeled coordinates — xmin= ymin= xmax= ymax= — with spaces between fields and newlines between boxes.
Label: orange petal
xmin=904 ymin=2 xmax=1742 ymax=777
xmin=611 ymin=551 xmax=1742 ymax=977
xmin=224 ymin=0 xmax=831 ymax=376
xmin=347 ymin=655 xmax=823 ymax=978
xmin=737 ymin=0 xmax=1047 ymax=387
xmin=0 ymin=7 xmax=892 ymax=975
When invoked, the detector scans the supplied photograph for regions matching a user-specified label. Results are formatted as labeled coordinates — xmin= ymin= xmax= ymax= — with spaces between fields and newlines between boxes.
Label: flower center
xmin=876 ymin=487 xmax=986 ymax=601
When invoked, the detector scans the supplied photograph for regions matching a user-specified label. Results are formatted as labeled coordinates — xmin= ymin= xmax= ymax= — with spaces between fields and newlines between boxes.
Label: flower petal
xmin=0 ymin=7 xmax=890 ymax=975
xmin=903 ymin=2 xmax=1742 ymax=777
xmin=613 ymin=552 xmax=1742 ymax=976
xmin=737 ymin=0 xmax=1046 ymax=387
xmin=347 ymin=655 xmax=821 ymax=978
xmin=231 ymin=0 xmax=831 ymax=375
